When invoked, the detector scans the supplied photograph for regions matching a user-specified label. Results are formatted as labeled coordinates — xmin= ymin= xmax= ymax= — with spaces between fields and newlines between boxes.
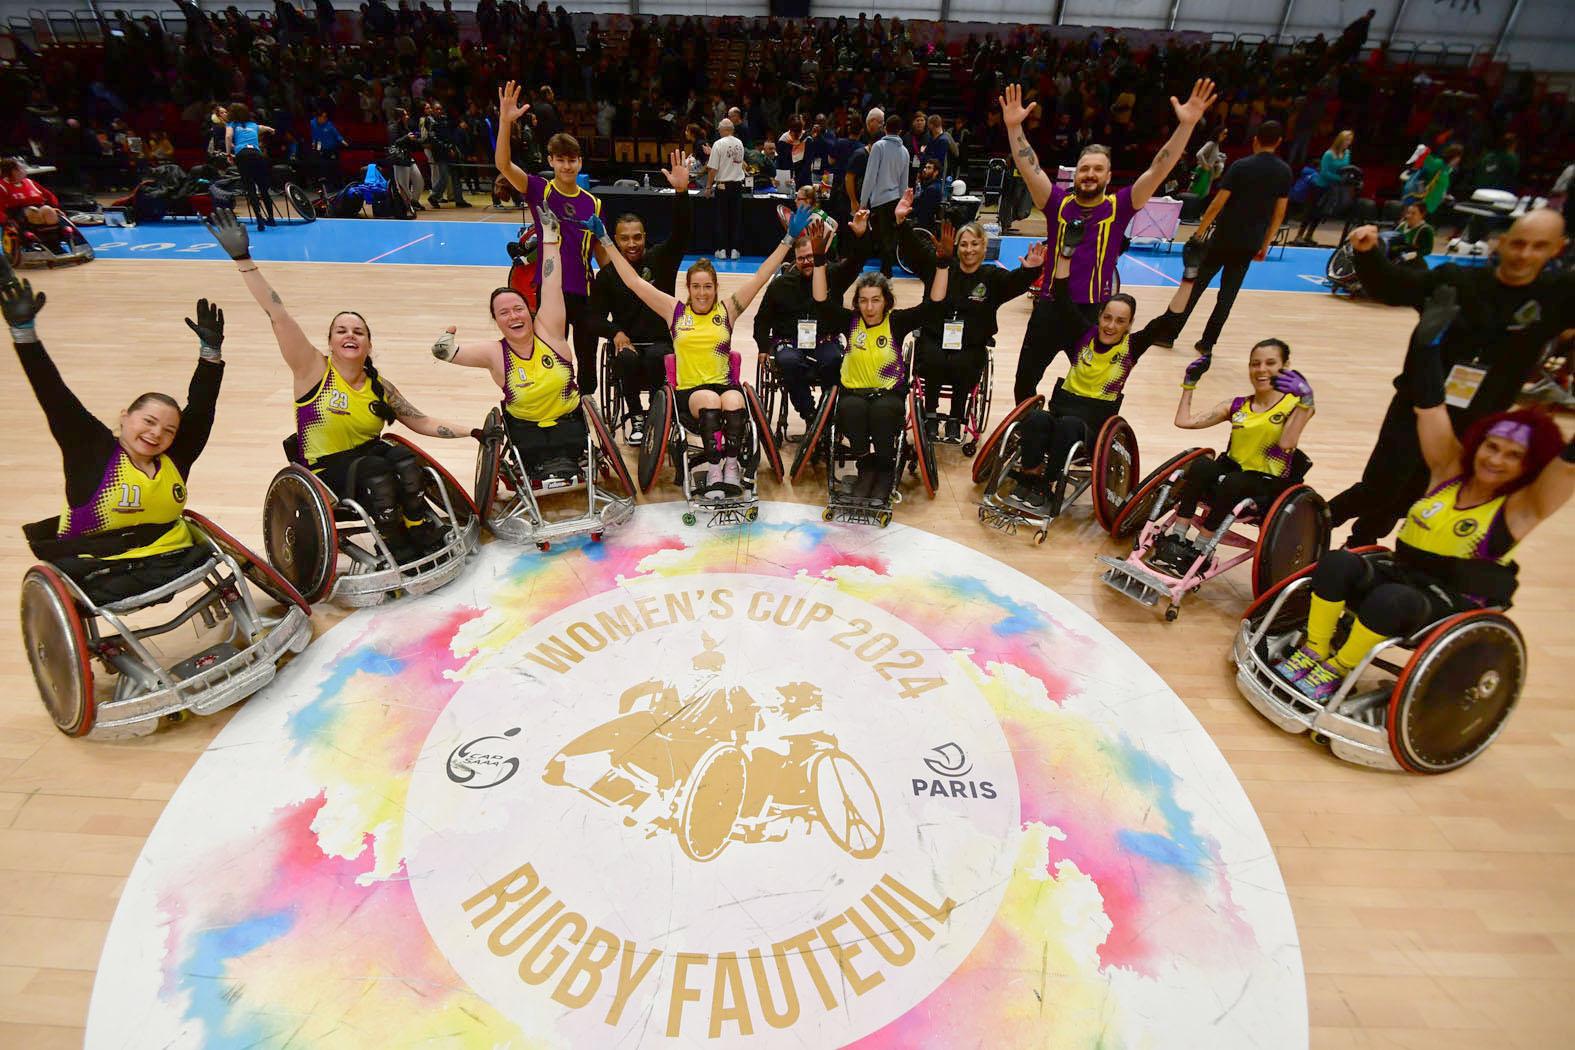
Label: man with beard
xmin=1000 ymin=79 xmax=1218 ymax=402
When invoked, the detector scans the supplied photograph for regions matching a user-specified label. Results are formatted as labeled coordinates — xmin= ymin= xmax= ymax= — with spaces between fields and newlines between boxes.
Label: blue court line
xmin=82 ymin=218 xmax=1423 ymax=295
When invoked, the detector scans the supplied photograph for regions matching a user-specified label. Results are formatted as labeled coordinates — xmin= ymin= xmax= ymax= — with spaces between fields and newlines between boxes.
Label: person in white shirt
xmin=706 ymin=118 xmax=747 ymax=261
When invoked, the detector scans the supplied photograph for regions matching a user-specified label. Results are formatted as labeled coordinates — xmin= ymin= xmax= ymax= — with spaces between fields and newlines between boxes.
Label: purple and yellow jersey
xmin=1038 ymin=184 xmax=1138 ymax=305
xmin=842 ymin=315 xmax=904 ymax=390
xmin=671 ymin=301 xmax=733 ymax=389
xmin=1062 ymin=328 xmax=1135 ymax=401
xmin=1399 ymin=476 xmax=1518 ymax=565
xmin=1225 ymin=392 xmax=1300 ymax=477
xmin=57 ymin=449 xmax=193 ymax=559
xmin=296 ymin=360 xmax=385 ymax=467
xmin=503 ymin=336 xmax=580 ymax=425
xmin=525 ymin=175 xmax=601 ymax=297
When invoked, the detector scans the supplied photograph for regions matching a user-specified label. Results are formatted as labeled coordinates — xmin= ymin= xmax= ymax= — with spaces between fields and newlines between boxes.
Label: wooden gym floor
xmin=0 ymin=253 xmax=1571 ymax=1049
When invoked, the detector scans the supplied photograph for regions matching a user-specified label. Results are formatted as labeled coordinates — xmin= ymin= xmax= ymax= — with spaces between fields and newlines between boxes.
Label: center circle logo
xmin=405 ymin=572 xmax=1021 ymax=1046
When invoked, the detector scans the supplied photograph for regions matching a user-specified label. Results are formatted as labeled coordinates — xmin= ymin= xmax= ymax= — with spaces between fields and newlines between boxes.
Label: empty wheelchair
xmin=638 ymin=353 xmax=783 ymax=527
xmin=262 ymin=435 xmax=480 ymax=606
xmin=20 ymin=512 xmax=312 ymax=740
xmin=4 ymin=213 xmax=95 ymax=268
xmin=474 ymin=401 xmax=636 ymax=550
xmin=1234 ymin=547 xmax=1525 ymax=773
xmin=971 ymin=390 xmax=1140 ymax=545
xmin=1099 ymin=447 xmax=1330 ymax=620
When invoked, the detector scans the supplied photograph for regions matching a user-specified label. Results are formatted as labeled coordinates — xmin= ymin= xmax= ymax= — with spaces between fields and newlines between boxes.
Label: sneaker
xmin=1293 ymin=657 xmax=1348 ymax=702
xmin=541 ymin=457 xmax=579 ymax=481
xmin=730 ymin=249 xmax=741 ymax=260
xmin=455 ymin=198 xmax=474 ymax=208
xmin=944 ymin=418 xmax=962 ymax=443
xmin=702 ymin=460 xmax=725 ymax=494
xmin=1275 ymin=646 xmax=1323 ymax=685
xmin=411 ymin=200 xmax=426 ymax=211
xmin=626 ymin=422 xmax=645 ymax=446
xmin=714 ymin=249 xmax=727 ymax=260
xmin=925 ymin=416 xmax=942 ymax=440
xmin=720 ymin=458 xmax=743 ymax=495
xmin=871 ymin=464 xmax=896 ymax=500
xmin=428 ymin=196 xmax=443 ymax=208
xmin=1005 ymin=479 xmax=1049 ymax=513
xmin=1145 ymin=533 xmax=1199 ymax=577
xmin=851 ymin=459 xmax=877 ymax=499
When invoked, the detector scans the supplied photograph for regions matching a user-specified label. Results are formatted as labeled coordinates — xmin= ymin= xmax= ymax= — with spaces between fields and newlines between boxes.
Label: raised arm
xmin=3 ymin=277 xmax=114 ymax=458
xmin=826 ymin=209 xmax=871 ymax=296
xmin=1348 ymin=225 xmax=1433 ymax=307
xmin=166 ymin=298 xmax=227 ymax=475
xmin=1511 ymin=441 xmax=1575 ymax=535
xmin=495 ymin=80 xmax=532 ymax=194
xmin=1131 ymin=79 xmax=1217 ymax=209
xmin=431 ymin=326 xmax=507 ymax=373
xmin=587 ymin=215 xmax=679 ymax=320
xmin=660 ymin=149 xmax=694 ymax=261
xmin=724 ymin=208 xmax=812 ymax=322
xmin=533 ymin=231 xmax=571 ymax=358
xmin=998 ymin=241 xmax=1047 ymax=301
xmin=1269 ymin=370 xmax=1317 ymax=452
xmin=893 ymin=190 xmax=937 ymax=285
xmin=204 ymin=209 xmax=321 ymax=389
xmin=1405 ymin=286 xmax=1467 ymax=476
xmin=998 ymin=84 xmax=1053 ymax=211
xmin=1174 ymin=354 xmax=1231 ymax=429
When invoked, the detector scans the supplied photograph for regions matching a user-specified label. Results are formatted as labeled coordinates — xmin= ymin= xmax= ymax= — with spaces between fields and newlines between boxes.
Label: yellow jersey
xmin=841 ymin=316 xmax=903 ymax=390
xmin=503 ymin=337 xmax=580 ymax=425
xmin=296 ymin=360 xmax=385 ymax=466
xmin=1225 ymin=392 xmax=1299 ymax=476
xmin=57 ymin=449 xmax=193 ymax=559
xmin=671 ymin=302 xmax=734 ymax=389
xmin=1398 ymin=476 xmax=1518 ymax=565
xmin=1063 ymin=330 xmax=1135 ymax=401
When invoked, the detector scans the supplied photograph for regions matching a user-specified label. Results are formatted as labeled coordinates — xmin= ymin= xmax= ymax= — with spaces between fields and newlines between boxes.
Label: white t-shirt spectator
xmin=708 ymin=135 xmax=746 ymax=185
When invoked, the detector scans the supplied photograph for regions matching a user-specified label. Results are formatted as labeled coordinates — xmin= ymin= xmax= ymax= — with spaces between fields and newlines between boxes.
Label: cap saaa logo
xmin=923 ymin=742 xmax=972 ymax=778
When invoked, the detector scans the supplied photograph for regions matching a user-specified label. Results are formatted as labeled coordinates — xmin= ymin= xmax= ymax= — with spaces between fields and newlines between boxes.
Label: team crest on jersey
xmin=640 ymin=267 xmax=653 ymax=281
xmin=970 ymin=283 xmax=987 ymax=302
xmin=876 ymin=334 xmax=889 ymax=349
xmin=172 ymin=483 xmax=187 ymax=503
xmin=1270 ymin=412 xmax=1287 ymax=424
xmin=1453 ymin=518 xmax=1478 ymax=538
xmin=711 ymin=314 xmax=723 ymax=326
xmin=541 ymin=354 xmax=555 ymax=369
xmin=1510 ymin=300 xmax=1542 ymax=329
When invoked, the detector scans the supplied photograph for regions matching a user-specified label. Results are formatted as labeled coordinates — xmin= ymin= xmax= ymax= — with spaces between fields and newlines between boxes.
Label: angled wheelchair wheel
xmin=264 ymin=466 xmax=338 ymax=603
xmin=897 ymin=226 xmax=937 ymax=277
xmin=284 ymin=182 xmax=317 ymax=223
xmin=1110 ymin=446 xmax=1214 ymax=540
xmin=474 ymin=407 xmax=504 ymax=520
xmin=972 ymin=395 xmax=1043 ymax=484
xmin=597 ymin=343 xmax=623 ymax=435
xmin=1326 ymin=242 xmax=1357 ymax=290
xmin=791 ymin=385 xmax=838 ymax=485
xmin=638 ymin=388 xmax=675 ymax=494
xmin=21 ymin=565 xmax=96 ymax=737
xmin=742 ymin=382 xmax=784 ymax=481
xmin=385 ymin=433 xmax=480 ymax=528
xmin=1089 ymin=415 xmax=1139 ymax=533
xmin=812 ymin=749 xmax=885 ymax=859
xmin=184 ymin=511 xmax=310 ymax=613
xmin=755 ymin=352 xmax=782 ymax=444
xmin=1251 ymin=484 xmax=1331 ymax=598
xmin=583 ymin=400 xmax=636 ymax=498
xmin=907 ymin=388 xmax=937 ymax=497
xmin=962 ymin=352 xmax=994 ymax=456
xmin=677 ymin=743 xmax=748 ymax=863
xmin=1389 ymin=611 xmax=1525 ymax=774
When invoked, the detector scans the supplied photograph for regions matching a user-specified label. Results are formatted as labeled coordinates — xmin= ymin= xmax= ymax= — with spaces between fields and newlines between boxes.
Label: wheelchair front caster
xmin=537 ymin=540 xmax=551 ymax=551
xmin=1034 ymin=529 xmax=1048 ymax=545
xmin=977 ymin=505 xmax=986 ymax=521
xmin=822 ymin=508 xmax=835 ymax=522
xmin=682 ymin=512 xmax=697 ymax=527
xmin=745 ymin=506 xmax=759 ymax=522
xmin=962 ymin=441 xmax=977 ymax=456
xmin=878 ymin=512 xmax=892 ymax=528
xmin=590 ymin=532 xmax=603 ymax=543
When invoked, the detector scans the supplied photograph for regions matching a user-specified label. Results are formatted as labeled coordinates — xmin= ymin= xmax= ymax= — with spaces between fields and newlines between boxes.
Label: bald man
xmin=1330 ymin=209 xmax=1575 ymax=545
xmin=706 ymin=118 xmax=747 ymax=260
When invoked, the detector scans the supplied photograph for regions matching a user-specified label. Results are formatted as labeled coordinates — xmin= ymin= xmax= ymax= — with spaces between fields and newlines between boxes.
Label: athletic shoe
xmin=720 ymin=458 xmax=743 ymax=495
xmin=714 ymin=249 xmax=727 ymax=260
xmin=411 ymin=200 xmax=426 ymax=211
xmin=456 ymin=198 xmax=474 ymax=208
xmin=626 ymin=422 xmax=645 ymax=446
xmin=730 ymin=249 xmax=741 ymax=260
xmin=428 ymin=196 xmax=443 ymax=208
xmin=1275 ymin=646 xmax=1323 ymax=685
xmin=1004 ymin=479 xmax=1049 ymax=513
xmin=702 ymin=460 xmax=725 ymax=494
xmin=925 ymin=416 xmax=941 ymax=440
xmin=1292 ymin=657 xmax=1347 ymax=703
xmin=871 ymin=464 xmax=896 ymax=501
xmin=944 ymin=418 xmax=962 ymax=443
xmin=852 ymin=459 xmax=877 ymax=499
xmin=1145 ymin=533 xmax=1201 ymax=577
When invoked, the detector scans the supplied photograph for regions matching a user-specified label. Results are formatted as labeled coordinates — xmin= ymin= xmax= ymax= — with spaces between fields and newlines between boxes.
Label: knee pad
xmin=352 ymin=459 xmax=401 ymax=528
xmin=1311 ymin=548 xmax=1371 ymax=600
xmin=697 ymin=408 xmax=725 ymax=461
xmin=387 ymin=447 xmax=431 ymax=512
xmin=1360 ymin=583 xmax=1433 ymax=639
xmin=722 ymin=408 xmax=748 ymax=456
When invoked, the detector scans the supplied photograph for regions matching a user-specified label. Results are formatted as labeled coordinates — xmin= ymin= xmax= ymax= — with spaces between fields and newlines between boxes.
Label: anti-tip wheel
xmin=590 ymin=532 xmax=603 ymax=543
xmin=878 ymin=512 xmax=892 ymax=528
xmin=1034 ymin=529 xmax=1048 ymax=545
xmin=682 ymin=512 xmax=697 ymax=527
xmin=537 ymin=540 xmax=551 ymax=551
xmin=821 ymin=508 xmax=835 ymax=522
xmin=745 ymin=506 xmax=759 ymax=522
xmin=1164 ymin=606 xmax=1179 ymax=622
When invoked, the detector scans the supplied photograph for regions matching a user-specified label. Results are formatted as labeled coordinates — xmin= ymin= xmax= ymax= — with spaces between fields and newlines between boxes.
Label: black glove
xmin=1059 ymin=218 xmax=1086 ymax=259
xmin=204 ymin=207 xmax=252 ymax=260
xmin=1407 ymin=285 xmax=1457 ymax=409
xmin=1182 ymin=353 xmax=1211 ymax=390
xmin=184 ymin=298 xmax=225 ymax=361
xmin=1181 ymin=235 xmax=1206 ymax=280
xmin=1 ymin=278 xmax=45 ymax=340
xmin=471 ymin=418 xmax=506 ymax=443
xmin=0 ymin=251 xmax=17 ymax=293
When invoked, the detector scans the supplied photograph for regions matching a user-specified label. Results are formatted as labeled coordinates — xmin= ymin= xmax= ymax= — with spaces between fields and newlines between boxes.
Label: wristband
xmin=238 ymin=263 xmax=258 ymax=272
xmin=781 ymin=233 xmax=795 ymax=246
xmin=199 ymin=343 xmax=223 ymax=362
xmin=813 ymin=252 xmax=828 ymax=267
xmin=9 ymin=322 xmax=38 ymax=343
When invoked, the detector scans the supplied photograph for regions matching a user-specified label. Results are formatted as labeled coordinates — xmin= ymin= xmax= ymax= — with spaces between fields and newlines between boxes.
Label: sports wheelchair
xmin=970 ymin=389 xmax=1139 ymax=545
xmin=1098 ymin=447 xmax=1330 ymax=620
xmin=755 ymin=336 xmax=843 ymax=448
xmin=20 ymin=513 xmax=312 ymax=740
xmin=1234 ymin=547 xmax=1524 ymax=773
xmin=789 ymin=361 xmax=938 ymax=529
xmin=3 ymin=213 xmax=94 ymax=268
xmin=263 ymin=435 xmax=480 ymax=606
xmin=474 ymin=401 xmax=636 ymax=550
xmin=915 ymin=344 xmax=994 ymax=457
xmin=596 ymin=339 xmax=669 ymax=446
xmin=637 ymin=353 xmax=784 ymax=527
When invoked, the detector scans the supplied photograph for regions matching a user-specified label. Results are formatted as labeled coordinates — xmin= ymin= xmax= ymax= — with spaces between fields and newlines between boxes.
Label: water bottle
xmin=643 ymin=173 xmax=650 ymax=190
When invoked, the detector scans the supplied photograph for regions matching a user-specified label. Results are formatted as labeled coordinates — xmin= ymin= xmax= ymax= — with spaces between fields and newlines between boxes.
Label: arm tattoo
xmin=436 ymin=425 xmax=457 ymax=438
xmin=384 ymin=384 xmax=426 ymax=421
xmin=269 ymin=291 xmax=282 ymax=304
xmin=729 ymin=295 xmax=744 ymax=318
xmin=543 ymin=258 xmax=556 ymax=277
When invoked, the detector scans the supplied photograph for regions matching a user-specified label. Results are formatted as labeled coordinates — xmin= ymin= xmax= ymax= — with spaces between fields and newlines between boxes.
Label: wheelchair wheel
xmin=907 ymin=388 xmax=937 ymax=497
xmin=755 ymin=353 xmax=783 ymax=445
xmin=21 ymin=565 xmax=96 ymax=737
xmin=637 ymin=388 xmax=674 ymax=493
xmin=284 ymin=182 xmax=317 ymax=223
xmin=972 ymin=395 xmax=1043 ymax=484
xmin=1110 ymin=447 xmax=1214 ymax=540
xmin=597 ymin=343 xmax=622 ymax=436
xmin=583 ymin=400 xmax=636 ymax=498
xmin=385 ymin=433 xmax=480 ymax=529
xmin=184 ymin=511 xmax=310 ymax=613
xmin=1388 ymin=610 xmax=1525 ymax=774
xmin=962 ymin=352 xmax=994 ymax=456
xmin=1251 ymin=484 xmax=1331 ymax=598
xmin=897 ymin=226 xmax=936 ymax=277
xmin=1089 ymin=416 xmax=1139 ymax=533
xmin=812 ymin=748 xmax=885 ymax=859
xmin=791 ymin=385 xmax=839 ymax=485
xmin=1326 ymin=242 xmax=1357 ymax=291
xmin=677 ymin=743 xmax=748 ymax=863
xmin=264 ymin=466 xmax=338 ymax=603
xmin=743 ymin=382 xmax=784 ymax=480
xmin=474 ymin=407 xmax=504 ymax=520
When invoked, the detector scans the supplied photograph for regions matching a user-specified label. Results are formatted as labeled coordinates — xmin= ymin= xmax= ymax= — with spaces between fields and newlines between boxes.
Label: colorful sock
xmin=1331 ymin=616 xmax=1389 ymax=674
xmin=1305 ymin=594 xmax=1346 ymax=659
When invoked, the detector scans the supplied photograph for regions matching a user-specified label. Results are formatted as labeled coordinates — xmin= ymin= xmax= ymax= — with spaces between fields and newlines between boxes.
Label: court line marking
xmin=1122 ymin=253 xmax=1181 ymax=287
xmin=364 ymin=233 xmax=434 ymax=263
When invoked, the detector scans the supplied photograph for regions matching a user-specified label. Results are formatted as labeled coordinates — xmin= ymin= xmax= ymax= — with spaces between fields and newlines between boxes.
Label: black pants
xmin=1174 ymin=243 xmax=1252 ymax=352
xmin=716 ymin=181 xmax=743 ymax=253
xmin=1014 ymin=297 xmax=1099 ymax=403
xmin=1017 ymin=392 xmax=1115 ymax=480
xmin=60 ymin=545 xmax=215 ymax=607
xmin=313 ymin=438 xmax=434 ymax=532
xmin=1311 ymin=548 xmax=1468 ymax=638
xmin=563 ymin=292 xmax=599 ymax=398
xmin=915 ymin=335 xmax=987 ymax=418
xmin=838 ymin=387 xmax=904 ymax=461
xmin=1173 ymin=454 xmax=1292 ymax=530
xmin=774 ymin=338 xmax=842 ymax=421
xmin=234 ymin=147 xmax=276 ymax=225
xmin=869 ymin=198 xmax=899 ymax=277
xmin=613 ymin=340 xmax=671 ymax=418
xmin=505 ymin=410 xmax=587 ymax=474
xmin=1328 ymin=392 xmax=1469 ymax=546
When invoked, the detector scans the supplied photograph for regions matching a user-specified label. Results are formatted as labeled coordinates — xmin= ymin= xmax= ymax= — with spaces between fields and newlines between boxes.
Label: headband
xmin=1487 ymin=420 xmax=1533 ymax=446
